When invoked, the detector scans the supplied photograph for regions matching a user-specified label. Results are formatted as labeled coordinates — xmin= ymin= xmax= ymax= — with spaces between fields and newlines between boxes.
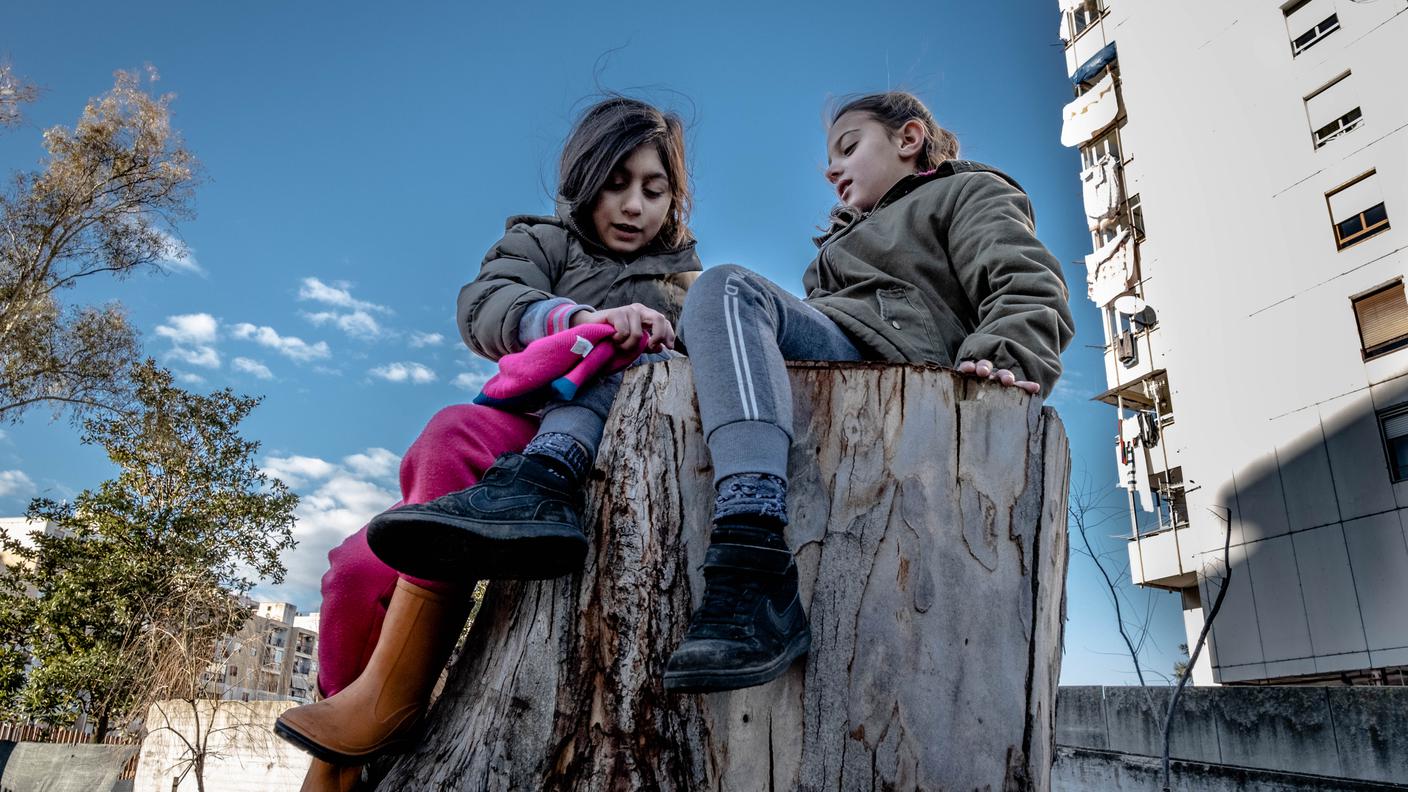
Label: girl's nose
xmin=622 ymin=188 xmax=643 ymax=215
xmin=825 ymin=162 xmax=842 ymax=184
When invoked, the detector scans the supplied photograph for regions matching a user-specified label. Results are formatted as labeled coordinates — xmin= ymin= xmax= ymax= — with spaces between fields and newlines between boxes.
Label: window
xmin=1328 ymin=171 xmax=1390 ymax=249
xmin=1305 ymin=73 xmax=1363 ymax=149
xmin=1127 ymin=193 xmax=1146 ymax=240
xmin=1152 ymin=467 xmax=1189 ymax=528
xmin=1081 ymin=128 xmax=1121 ymax=170
xmin=1378 ymin=406 xmax=1408 ymax=482
xmin=1284 ymin=0 xmax=1340 ymax=55
xmin=1070 ymin=0 xmax=1105 ymax=40
xmin=1353 ymin=281 xmax=1408 ymax=359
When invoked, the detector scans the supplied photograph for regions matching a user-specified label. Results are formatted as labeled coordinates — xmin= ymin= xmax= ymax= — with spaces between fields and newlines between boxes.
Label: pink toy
xmin=473 ymin=323 xmax=645 ymax=409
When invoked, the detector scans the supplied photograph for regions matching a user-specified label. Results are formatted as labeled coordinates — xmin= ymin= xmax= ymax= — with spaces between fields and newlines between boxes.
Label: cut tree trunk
xmin=377 ymin=360 xmax=1070 ymax=792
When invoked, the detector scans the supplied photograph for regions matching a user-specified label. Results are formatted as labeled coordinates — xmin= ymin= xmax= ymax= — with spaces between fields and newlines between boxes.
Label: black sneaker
xmin=365 ymin=453 xmax=587 ymax=581
xmin=663 ymin=540 xmax=811 ymax=693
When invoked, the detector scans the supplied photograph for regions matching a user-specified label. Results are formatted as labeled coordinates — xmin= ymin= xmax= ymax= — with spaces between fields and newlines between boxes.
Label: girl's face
xmin=591 ymin=143 xmax=672 ymax=254
xmin=824 ymin=111 xmax=924 ymax=212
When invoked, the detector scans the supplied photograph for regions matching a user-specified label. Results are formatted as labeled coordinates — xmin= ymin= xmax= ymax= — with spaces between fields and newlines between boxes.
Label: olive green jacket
xmin=804 ymin=160 xmax=1075 ymax=396
xmin=457 ymin=204 xmax=702 ymax=360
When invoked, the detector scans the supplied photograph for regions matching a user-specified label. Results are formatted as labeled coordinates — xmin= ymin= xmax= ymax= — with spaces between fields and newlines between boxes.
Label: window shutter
xmin=1382 ymin=410 xmax=1408 ymax=440
xmin=1355 ymin=283 xmax=1408 ymax=351
xmin=1305 ymin=73 xmax=1355 ymax=131
xmin=1285 ymin=0 xmax=1335 ymax=35
xmin=1328 ymin=172 xmax=1383 ymax=224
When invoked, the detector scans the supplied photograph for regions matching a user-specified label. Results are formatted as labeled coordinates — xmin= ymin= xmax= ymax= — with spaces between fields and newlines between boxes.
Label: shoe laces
xmin=690 ymin=567 xmax=765 ymax=629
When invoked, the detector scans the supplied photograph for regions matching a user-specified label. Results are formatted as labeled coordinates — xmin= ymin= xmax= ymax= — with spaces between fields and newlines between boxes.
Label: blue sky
xmin=1 ymin=0 xmax=1184 ymax=685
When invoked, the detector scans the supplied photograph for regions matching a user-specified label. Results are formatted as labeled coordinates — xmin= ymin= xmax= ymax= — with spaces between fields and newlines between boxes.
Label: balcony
xmin=1128 ymin=525 xmax=1197 ymax=590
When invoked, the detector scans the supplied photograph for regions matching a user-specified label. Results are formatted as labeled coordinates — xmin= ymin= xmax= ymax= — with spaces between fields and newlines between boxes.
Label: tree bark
xmin=378 ymin=360 xmax=1070 ymax=792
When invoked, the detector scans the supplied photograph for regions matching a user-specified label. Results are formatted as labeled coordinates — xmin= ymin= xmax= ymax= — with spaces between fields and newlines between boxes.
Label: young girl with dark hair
xmin=661 ymin=91 xmax=1075 ymax=694
xmin=275 ymin=97 xmax=700 ymax=791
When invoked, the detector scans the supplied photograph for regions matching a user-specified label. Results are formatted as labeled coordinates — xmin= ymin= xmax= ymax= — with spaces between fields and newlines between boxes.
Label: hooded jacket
xmin=804 ymin=160 xmax=1075 ymax=396
xmin=458 ymin=203 xmax=702 ymax=361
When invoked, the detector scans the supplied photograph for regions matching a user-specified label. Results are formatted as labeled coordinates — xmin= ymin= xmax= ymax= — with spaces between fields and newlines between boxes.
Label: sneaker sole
xmin=662 ymin=628 xmax=813 ymax=694
xmin=367 ymin=510 xmax=588 ymax=581
xmin=272 ymin=717 xmax=414 ymax=765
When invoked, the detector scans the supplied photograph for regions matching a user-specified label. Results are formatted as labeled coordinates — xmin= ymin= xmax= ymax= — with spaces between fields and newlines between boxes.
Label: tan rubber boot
xmin=299 ymin=759 xmax=364 ymax=792
xmin=275 ymin=579 xmax=468 ymax=764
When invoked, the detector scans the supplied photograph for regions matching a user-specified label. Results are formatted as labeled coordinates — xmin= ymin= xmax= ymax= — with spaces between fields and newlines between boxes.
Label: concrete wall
xmin=134 ymin=700 xmax=312 ymax=792
xmin=1054 ymin=686 xmax=1408 ymax=789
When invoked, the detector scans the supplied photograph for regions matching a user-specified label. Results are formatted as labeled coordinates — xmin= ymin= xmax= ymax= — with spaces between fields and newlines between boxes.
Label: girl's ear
xmin=896 ymin=119 xmax=927 ymax=162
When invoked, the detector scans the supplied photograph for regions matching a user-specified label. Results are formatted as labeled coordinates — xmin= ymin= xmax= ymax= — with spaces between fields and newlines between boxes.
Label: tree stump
xmin=378 ymin=360 xmax=1070 ymax=792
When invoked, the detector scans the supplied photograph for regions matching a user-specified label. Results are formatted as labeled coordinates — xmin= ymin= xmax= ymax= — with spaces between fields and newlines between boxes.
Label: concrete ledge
xmin=1054 ymin=747 xmax=1408 ymax=792
xmin=1056 ymin=686 xmax=1408 ymax=785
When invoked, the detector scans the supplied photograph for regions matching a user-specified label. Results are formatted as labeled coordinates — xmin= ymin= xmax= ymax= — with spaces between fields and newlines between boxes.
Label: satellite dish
xmin=1113 ymin=295 xmax=1147 ymax=315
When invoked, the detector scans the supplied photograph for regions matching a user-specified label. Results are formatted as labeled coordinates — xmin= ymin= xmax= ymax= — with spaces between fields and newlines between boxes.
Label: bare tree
xmin=134 ymin=583 xmax=282 ymax=792
xmin=1161 ymin=506 xmax=1232 ymax=792
xmin=0 ymin=63 xmax=40 ymax=129
xmin=0 ymin=65 xmax=200 ymax=424
xmin=1067 ymin=471 xmax=1165 ymax=693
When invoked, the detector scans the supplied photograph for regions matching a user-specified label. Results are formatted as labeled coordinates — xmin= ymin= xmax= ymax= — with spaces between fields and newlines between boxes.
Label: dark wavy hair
xmin=831 ymin=91 xmax=959 ymax=172
xmin=557 ymin=97 xmax=693 ymax=249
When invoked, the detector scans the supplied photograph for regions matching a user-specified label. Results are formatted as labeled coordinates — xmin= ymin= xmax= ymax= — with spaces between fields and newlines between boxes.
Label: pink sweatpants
xmin=317 ymin=404 xmax=539 ymax=697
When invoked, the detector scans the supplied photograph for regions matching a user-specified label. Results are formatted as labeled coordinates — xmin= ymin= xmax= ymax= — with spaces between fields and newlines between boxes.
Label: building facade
xmin=1058 ymin=0 xmax=1408 ymax=685
xmin=211 ymin=600 xmax=318 ymax=704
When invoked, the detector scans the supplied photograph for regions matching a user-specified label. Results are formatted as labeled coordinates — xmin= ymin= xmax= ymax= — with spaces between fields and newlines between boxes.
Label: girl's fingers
xmin=1017 ymin=380 xmax=1041 ymax=394
xmin=975 ymin=359 xmax=993 ymax=378
xmin=625 ymin=312 xmax=644 ymax=348
xmin=994 ymin=369 xmax=1016 ymax=387
xmin=956 ymin=360 xmax=977 ymax=375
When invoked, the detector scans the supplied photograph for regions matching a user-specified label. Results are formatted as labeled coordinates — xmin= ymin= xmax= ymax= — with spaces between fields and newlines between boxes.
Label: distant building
xmin=208 ymin=601 xmax=319 ymax=704
xmin=1058 ymin=0 xmax=1408 ymax=685
xmin=0 ymin=517 xmax=62 ymax=573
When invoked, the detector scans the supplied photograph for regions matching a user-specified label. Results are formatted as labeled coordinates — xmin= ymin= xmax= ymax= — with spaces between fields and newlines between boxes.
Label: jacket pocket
xmin=876 ymin=287 xmax=949 ymax=365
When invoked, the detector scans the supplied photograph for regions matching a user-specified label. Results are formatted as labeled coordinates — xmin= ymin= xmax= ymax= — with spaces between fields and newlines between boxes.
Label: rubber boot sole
xmin=273 ymin=716 xmax=417 ymax=766
xmin=367 ymin=509 xmax=588 ymax=581
xmin=662 ymin=627 xmax=812 ymax=694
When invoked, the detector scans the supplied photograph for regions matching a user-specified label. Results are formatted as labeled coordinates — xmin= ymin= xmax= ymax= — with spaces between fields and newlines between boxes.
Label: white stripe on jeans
xmin=729 ymin=293 xmax=761 ymax=420
xmin=722 ymin=280 xmax=756 ymax=420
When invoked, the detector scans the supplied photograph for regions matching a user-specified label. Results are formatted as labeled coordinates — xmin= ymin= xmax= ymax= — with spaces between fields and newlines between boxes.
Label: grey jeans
xmin=678 ymin=265 xmax=863 ymax=484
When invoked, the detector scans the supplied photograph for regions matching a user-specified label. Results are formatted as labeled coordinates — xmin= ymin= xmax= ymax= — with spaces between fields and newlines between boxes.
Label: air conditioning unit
xmin=1116 ymin=331 xmax=1138 ymax=366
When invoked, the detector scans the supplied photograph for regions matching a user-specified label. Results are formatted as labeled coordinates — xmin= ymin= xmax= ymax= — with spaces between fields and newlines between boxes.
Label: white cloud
xmin=156 ymin=313 xmax=219 ymax=346
xmin=155 ymin=228 xmax=205 ymax=276
xmin=370 ymin=362 xmax=437 ymax=384
xmin=233 ymin=357 xmax=274 ymax=380
xmin=168 ymin=345 xmax=221 ymax=369
xmin=343 ymin=448 xmax=399 ymax=479
xmin=253 ymin=448 xmax=403 ymax=609
xmin=0 ymin=470 xmax=35 ymax=498
xmin=297 ymin=278 xmax=390 ymax=341
xmin=452 ymin=371 xmax=491 ymax=392
xmin=174 ymin=371 xmax=207 ymax=386
xmin=156 ymin=313 xmax=221 ymax=369
xmin=298 ymin=278 xmax=387 ymax=314
xmin=410 ymin=332 xmax=444 ymax=348
xmin=230 ymin=323 xmax=330 ymax=363
xmin=262 ymin=455 xmax=337 ymax=488
xmin=303 ymin=309 xmax=383 ymax=340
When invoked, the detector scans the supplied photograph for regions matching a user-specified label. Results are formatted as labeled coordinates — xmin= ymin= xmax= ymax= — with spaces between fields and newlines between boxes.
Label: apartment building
xmin=1058 ymin=0 xmax=1408 ymax=685
xmin=212 ymin=600 xmax=318 ymax=703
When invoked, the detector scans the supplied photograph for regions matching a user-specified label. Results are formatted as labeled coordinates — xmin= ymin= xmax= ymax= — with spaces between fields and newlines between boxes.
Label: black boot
xmin=366 ymin=453 xmax=587 ymax=581
xmin=663 ymin=526 xmax=811 ymax=693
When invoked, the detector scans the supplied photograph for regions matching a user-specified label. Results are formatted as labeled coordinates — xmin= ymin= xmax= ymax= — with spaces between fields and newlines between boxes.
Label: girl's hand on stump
xmin=572 ymin=303 xmax=676 ymax=353
xmin=957 ymin=359 xmax=1041 ymax=395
